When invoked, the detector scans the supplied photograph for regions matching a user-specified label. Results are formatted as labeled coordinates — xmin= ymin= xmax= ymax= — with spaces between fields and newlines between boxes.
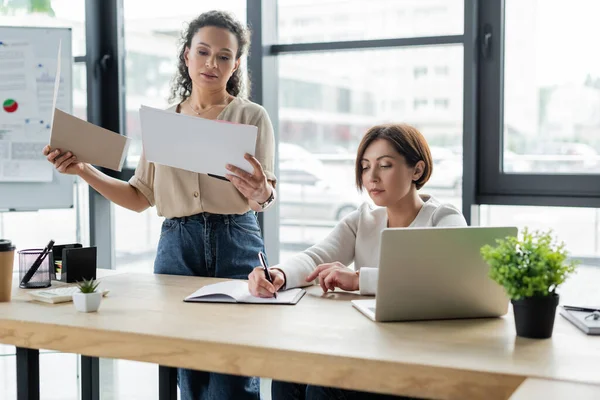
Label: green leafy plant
xmin=76 ymin=278 xmax=100 ymax=294
xmin=480 ymin=228 xmax=578 ymax=300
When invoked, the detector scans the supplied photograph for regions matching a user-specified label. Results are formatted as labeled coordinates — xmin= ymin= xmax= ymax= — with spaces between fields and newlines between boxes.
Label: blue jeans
xmin=154 ymin=211 xmax=264 ymax=400
xmin=271 ymin=381 xmax=419 ymax=400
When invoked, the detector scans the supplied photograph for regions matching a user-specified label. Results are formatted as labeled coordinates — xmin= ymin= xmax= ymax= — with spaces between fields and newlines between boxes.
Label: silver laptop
xmin=352 ymin=226 xmax=517 ymax=322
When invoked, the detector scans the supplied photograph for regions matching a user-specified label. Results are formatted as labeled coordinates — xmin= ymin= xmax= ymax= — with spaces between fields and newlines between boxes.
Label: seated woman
xmin=248 ymin=123 xmax=467 ymax=400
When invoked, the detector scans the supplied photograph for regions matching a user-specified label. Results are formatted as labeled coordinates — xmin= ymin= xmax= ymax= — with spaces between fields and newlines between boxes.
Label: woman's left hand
xmin=306 ymin=262 xmax=360 ymax=293
xmin=225 ymin=153 xmax=272 ymax=204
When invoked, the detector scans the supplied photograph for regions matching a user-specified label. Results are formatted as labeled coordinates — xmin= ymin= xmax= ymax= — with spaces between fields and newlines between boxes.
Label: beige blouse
xmin=129 ymin=96 xmax=276 ymax=218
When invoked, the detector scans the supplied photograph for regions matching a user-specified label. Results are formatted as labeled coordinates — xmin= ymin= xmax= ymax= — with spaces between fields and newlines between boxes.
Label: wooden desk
xmin=510 ymin=378 xmax=600 ymax=400
xmin=1 ymin=272 xmax=599 ymax=400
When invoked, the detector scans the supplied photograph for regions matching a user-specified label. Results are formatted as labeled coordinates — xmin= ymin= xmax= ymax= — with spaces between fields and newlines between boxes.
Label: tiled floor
xmin=1 ymin=266 xmax=599 ymax=400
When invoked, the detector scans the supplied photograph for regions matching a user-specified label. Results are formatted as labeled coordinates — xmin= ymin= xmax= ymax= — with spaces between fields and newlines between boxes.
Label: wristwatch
xmin=258 ymin=189 xmax=275 ymax=210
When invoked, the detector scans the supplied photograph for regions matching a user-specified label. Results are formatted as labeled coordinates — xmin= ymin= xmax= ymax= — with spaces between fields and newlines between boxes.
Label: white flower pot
xmin=73 ymin=291 xmax=102 ymax=313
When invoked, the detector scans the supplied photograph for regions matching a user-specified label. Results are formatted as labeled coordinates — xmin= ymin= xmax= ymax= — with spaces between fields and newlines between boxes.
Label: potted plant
xmin=73 ymin=278 xmax=102 ymax=313
xmin=480 ymin=228 xmax=578 ymax=339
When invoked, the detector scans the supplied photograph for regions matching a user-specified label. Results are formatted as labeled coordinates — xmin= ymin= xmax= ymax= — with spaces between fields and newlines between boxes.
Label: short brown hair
xmin=355 ymin=124 xmax=433 ymax=190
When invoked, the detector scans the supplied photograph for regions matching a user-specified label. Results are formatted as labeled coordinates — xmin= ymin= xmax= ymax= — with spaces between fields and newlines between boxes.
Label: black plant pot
xmin=511 ymin=294 xmax=559 ymax=339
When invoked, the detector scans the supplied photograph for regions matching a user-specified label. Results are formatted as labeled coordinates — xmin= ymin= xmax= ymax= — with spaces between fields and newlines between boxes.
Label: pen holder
xmin=18 ymin=249 xmax=52 ymax=289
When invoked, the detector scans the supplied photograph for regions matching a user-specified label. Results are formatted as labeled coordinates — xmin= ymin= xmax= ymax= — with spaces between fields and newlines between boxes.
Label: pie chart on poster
xmin=3 ymin=99 xmax=19 ymax=113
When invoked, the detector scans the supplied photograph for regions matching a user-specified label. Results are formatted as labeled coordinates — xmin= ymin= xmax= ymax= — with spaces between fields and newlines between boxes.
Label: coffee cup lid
xmin=0 ymin=239 xmax=15 ymax=252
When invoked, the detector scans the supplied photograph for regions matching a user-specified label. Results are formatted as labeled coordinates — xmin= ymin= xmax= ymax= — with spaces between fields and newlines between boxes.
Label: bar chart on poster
xmin=0 ymin=26 xmax=74 ymax=211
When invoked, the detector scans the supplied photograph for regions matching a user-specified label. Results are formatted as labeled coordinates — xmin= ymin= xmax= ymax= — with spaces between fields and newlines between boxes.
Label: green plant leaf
xmin=480 ymin=227 xmax=579 ymax=300
xmin=76 ymin=278 xmax=99 ymax=294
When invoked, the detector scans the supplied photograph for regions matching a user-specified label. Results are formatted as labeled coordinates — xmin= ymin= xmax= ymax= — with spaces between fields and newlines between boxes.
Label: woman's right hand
xmin=248 ymin=267 xmax=286 ymax=298
xmin=43 ymin=145 xmax=85 ymax=175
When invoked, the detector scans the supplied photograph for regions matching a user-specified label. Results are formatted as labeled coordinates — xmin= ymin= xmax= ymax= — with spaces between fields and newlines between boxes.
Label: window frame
xmin=477 ymin=0 xmax=600 ymax=208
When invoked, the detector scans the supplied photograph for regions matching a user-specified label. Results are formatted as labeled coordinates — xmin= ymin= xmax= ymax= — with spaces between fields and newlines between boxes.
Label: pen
xmin=258 ymin=251 xmax=277 ymax=299
xmin=563 ymin=305 xmax=600 ymax=312
xmin=21 ymin=239 xmax=55 ymax=286
xmin=208 ymin=173 xmax=229 ymax=181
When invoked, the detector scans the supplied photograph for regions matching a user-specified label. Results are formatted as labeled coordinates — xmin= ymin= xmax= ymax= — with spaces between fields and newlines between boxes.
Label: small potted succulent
xmin=480 ymin=228 xmax=578 ymax=339
xmin=73 ymin=278 xmax=102 ymax=313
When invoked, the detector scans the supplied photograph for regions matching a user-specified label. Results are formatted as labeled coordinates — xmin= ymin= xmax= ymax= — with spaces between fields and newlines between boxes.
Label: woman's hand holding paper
xmin=225 ymin=153 xmax=273 ymax=204
xmin=43 ymin=145 xmax=85 ymax=175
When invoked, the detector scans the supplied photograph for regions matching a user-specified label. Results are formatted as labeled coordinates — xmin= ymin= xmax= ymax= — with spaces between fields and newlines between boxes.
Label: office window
xmin=391 ymin=100 xmax=406 ymax=113
xmin=73 ymin=62 xmax=87 ymax=120
xmin=278 ymin=46 xmax=463 ymax=262
xmin=277 ymin=0 xmax=464 ymax=43
xmin=280 ymin=78 xmax=324 ymax=110
xmin=413 ymin=66 xmax=428 ymax=79
xmin=337 ymin=87 xmax=351 ymax=113
xmin=0 ymin=0 xmax=86 ymax=56
xmin=434 ymin=98 xmax=450 ymax=109
xmin=434 ymin=65 xmax=449 ymax=76
xmin=414 ymin=98 xmax=428 ymax=109
xmin=504 ymin=0 xmax=600 ymax=174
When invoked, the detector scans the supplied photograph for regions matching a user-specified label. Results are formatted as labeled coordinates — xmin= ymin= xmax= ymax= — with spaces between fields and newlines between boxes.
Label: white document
xmin=46 ymin=40 xmax=65 ymax=125
xmin=184 ymin=280 xmax=306 ymax=305
xmin=139 ymin=105 xmax=258 ymax=178
xmin=0 ymin=39 xmax=52 ymax=182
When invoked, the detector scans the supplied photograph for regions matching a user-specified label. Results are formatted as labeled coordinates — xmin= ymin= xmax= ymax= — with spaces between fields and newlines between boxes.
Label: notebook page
xmin=236 ymin=287 xmax=305 ymax=304
xmin=185 ymin=280 xmax=247 ymax=302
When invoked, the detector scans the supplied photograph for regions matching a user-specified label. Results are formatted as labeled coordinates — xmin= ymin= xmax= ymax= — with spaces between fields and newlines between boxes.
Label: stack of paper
xmin=50 ymin=109 xmax=130 ymax=171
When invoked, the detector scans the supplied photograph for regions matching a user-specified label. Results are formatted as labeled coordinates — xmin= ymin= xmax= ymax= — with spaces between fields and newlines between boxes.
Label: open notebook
xmin=184 ymin=280 xmax=306 ymax=305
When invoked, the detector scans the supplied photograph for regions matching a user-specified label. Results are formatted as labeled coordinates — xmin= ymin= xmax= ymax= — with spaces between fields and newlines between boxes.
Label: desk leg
xmin=16 ymin=347 xmax=39 ymax=400
xmin=158 ymin=365 xmax=177 ymax=400
xmin=81 ymin=356 xmax=100 ymax=400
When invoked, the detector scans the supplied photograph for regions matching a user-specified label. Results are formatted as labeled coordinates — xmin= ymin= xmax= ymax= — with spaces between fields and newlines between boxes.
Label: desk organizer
xmin=51 ymin=244 xmax=97 ymax=283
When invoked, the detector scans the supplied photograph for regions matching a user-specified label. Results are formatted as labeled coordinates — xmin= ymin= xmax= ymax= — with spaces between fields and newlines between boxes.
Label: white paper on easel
xmin=49 ymin=40 xmax=61 ymax=129
xmin=0 ymin=39 xmax=51 ymax=182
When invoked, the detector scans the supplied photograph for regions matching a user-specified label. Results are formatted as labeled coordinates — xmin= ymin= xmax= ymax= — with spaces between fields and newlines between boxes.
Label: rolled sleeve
xmin=359 ymin=267 xmax=378 ymax=296
xmin=128 ymin=151 xmax=155 ymax=206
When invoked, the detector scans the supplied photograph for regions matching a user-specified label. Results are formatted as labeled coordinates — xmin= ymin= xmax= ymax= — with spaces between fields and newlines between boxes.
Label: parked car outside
xmin=279 ymin=143 xmax=366 ymax=221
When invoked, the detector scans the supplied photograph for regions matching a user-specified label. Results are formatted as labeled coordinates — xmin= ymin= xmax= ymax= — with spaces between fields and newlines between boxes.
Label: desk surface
xmin=0 ymin=272 xmax=599 ymax=400
xmin=509 ymin=379 xmax=600 ymax=400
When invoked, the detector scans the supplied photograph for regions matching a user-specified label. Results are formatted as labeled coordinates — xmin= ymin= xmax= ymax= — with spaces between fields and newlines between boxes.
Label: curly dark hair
xmin=169 ymin=10 xmax=251 ymax=103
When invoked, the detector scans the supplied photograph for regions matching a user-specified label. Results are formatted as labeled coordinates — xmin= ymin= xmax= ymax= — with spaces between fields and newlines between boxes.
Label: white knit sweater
xmin=276 ymin=194 xmax=467 ymax=295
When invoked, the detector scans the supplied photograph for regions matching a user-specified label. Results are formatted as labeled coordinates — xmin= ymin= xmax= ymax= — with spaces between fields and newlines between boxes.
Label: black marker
xmin=21 ymin=239 xmax=55 ymax=286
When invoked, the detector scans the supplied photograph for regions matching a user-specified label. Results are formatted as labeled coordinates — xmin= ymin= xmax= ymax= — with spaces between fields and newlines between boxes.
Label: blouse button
xmin=193 ymin=191 xmax=199 ymax=198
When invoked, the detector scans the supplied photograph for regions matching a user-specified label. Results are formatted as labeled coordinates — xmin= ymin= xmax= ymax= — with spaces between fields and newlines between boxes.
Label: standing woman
xmin=43 ymin=10 xmax=275 ymax=400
